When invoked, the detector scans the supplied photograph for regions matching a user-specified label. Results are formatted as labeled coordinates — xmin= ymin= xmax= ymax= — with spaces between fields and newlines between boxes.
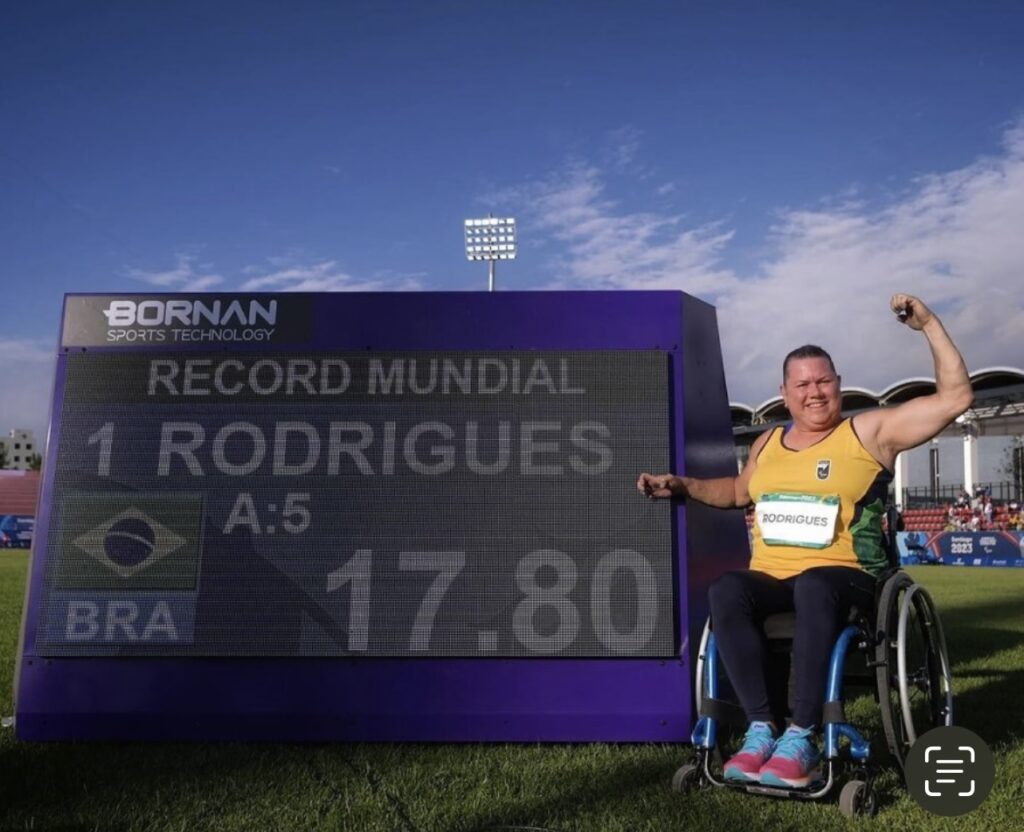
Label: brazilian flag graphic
xmin=52 ymin=493 xmax=204 ymax=591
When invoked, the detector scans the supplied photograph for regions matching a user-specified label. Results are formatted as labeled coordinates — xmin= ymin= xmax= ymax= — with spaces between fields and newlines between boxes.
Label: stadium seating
xmin=0 ymin=470 xmax=40 ymax=516
xmin=901 ymin=508 xmax=947 ymax=531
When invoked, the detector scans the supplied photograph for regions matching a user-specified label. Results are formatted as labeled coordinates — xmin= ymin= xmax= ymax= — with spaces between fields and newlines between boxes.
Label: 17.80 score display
xmin=323 ymin=546 xmax=660 ymax=655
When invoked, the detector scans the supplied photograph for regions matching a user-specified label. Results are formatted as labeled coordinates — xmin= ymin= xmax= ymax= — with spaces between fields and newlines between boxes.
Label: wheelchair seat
xmin=761 ymin=606 xmax=862 ymax=642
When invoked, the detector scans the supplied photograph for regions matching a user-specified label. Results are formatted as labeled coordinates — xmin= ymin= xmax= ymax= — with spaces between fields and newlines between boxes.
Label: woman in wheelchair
xmin=638 ymin=293 xmax=971 ymax=790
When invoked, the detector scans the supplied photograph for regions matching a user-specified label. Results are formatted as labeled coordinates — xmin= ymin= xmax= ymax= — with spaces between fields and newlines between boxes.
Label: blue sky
xmin=3 ymin=2 xmax=1024 ymax=465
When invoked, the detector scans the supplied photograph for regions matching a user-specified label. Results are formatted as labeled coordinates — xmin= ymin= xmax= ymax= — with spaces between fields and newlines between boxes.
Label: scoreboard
xmin=15 ymin=291 xmax=749 ymax=740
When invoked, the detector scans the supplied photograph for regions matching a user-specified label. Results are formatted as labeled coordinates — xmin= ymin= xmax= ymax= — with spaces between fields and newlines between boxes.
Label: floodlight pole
xmin=464 ymin=215 xmax=516 ymax=292
xmin=486 ymin=213 xmax=496 ymax=291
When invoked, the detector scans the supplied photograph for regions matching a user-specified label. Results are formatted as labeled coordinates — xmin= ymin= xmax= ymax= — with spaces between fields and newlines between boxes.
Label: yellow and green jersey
xmin=748 ymin=418 xmax=891 ymax=580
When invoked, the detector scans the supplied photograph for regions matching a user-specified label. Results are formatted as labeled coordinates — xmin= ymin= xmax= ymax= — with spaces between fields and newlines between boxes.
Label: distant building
xmin=1 ymin=428 xmax=38 ymax=471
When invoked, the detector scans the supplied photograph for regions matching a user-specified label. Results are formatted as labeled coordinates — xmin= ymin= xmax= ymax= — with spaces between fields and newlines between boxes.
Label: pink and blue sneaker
xmin=722 ymin=721 xmax=776 ymax=783
xmin=757 ymin=725 xmax=822 ymax=788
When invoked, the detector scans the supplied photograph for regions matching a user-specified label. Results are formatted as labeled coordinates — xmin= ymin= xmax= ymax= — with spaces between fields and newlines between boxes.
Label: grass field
xmin=2 ymin=552 xmax=1023 ymax=831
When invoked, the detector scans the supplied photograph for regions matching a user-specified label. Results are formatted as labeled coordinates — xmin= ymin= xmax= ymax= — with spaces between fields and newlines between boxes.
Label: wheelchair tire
xmin=694 ymin=618 xmax=712 ymax=717
xmin=875 ymin=572 xmax=953 ymax=769
xmin=671 ymin=763 xmax=702 ymax=794
xmin=839 ymin=779 xmax=877 ymax=817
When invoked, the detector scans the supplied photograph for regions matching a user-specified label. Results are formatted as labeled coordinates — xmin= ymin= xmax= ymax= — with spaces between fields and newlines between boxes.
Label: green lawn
xmin=2 ymin=554 xmax=1023 ymax=831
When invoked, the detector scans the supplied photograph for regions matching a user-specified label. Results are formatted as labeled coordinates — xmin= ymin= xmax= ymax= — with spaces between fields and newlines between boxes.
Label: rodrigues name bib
xmin=756 ymin=492 xmax=840 ymax=549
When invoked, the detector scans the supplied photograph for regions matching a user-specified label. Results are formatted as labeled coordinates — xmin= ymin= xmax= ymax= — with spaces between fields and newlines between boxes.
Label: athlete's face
xmin=781 ymin=357 xmax=842 ymax=430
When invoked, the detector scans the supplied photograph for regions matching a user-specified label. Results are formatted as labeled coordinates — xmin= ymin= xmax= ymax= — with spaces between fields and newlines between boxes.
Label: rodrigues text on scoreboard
xmin=139 ymin=418 xmax=613 ymax=476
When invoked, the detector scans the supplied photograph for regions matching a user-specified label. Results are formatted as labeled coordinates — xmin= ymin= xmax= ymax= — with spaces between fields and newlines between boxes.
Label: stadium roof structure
xmin=731 ymin=366 xmax=1024 ymax=440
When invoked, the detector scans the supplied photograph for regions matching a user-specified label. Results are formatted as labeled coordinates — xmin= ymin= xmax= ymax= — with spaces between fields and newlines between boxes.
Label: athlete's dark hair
xmin=782 ymin=345 xmax=837 ymax=381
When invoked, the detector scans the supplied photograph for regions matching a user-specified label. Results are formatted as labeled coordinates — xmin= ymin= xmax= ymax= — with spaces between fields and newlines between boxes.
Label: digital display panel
xmin=37 ymin=350 xmax=673 ymax=658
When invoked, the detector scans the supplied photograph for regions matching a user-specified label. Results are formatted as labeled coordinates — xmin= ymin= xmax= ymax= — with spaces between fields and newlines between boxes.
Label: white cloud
xmin=488 ymin=124 xmax=1024 ymax=406
xmin=489 ymin=163 xmax=739 ymax=296
xmin=127 ymin=253 xmax=224 ymax=291
xmin=0 ymin=339 xmax=55 ymax=447
xmin=239 ymin=260 xmax=424 ymax=292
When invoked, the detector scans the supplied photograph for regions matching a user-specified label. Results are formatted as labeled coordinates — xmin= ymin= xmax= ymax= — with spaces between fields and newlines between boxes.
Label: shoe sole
xmin=757 ymin=768 xmax=821 ymax=789
xmin=723 ymin=767 xmax=760 ymax=783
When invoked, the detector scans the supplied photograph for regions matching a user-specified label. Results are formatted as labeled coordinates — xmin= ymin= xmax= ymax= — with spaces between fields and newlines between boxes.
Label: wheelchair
xmin=671 ymin=507 xmax=953 ymax=817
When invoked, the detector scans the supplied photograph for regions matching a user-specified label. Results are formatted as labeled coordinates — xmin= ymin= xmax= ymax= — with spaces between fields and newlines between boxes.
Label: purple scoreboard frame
xmin=15 ymin=291 xmax=749 ymax=741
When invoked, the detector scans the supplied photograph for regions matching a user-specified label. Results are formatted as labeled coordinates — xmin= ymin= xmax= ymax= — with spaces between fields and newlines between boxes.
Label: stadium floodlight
xmin=464 ymin=216 xmax=517 ymax=292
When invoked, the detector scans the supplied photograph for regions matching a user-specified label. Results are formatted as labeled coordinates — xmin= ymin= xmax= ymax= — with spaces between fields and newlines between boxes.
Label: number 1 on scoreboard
xmin=87 ymin=422 xmax=115 ymax=477
xmin=326 ymin=549 xmax=372 ymax=651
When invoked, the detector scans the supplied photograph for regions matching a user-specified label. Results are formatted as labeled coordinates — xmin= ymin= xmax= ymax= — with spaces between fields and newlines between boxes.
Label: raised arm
xmin=856 ymin=294 xmax=973 ymax=469
xmin=637 ymin=429 xmax=772 ymax=509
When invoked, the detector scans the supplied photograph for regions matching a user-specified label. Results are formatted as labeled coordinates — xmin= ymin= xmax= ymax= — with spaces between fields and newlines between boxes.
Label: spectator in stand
xmin=956 ymin=489 xmax=971 ymax=509
xmin=982 ymin=496 xmax=994 ymax=529
xmin=1009 ymin=501 xmax=1022 ymax=531
xmin=994 ymin=500 xmax=1007 ymax=531
xmin=944 ymin=505 xmax=960 ymax=532
xmin=968 ymin=510 xmax=981 ymax=532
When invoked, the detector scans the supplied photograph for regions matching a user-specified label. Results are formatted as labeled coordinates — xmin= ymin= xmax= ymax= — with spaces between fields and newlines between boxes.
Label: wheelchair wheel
xmin=839 ymin=779 xmax=877 ymax=818
xmin=875 ymin=572 xmax=953 ymax=769
xmin=671 ymin=762 xmax=703 ymax=794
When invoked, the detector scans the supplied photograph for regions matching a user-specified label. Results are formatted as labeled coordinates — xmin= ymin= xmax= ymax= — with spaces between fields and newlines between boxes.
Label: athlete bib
xmin=756 ymin=492 xmax=840 ymax=549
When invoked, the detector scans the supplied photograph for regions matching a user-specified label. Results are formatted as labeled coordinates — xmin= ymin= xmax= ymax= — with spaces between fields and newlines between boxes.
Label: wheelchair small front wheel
xmin=839 ymin=779 xmax=877 ymax=817
xmin=671 ymin=762 xmax=703 ymax=794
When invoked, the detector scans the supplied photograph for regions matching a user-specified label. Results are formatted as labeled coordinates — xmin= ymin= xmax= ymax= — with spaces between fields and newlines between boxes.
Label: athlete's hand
xmin=891 ymin=293 xmax=934 ymax=331
xmin=637 ymin=472 xmax=684 ymax=499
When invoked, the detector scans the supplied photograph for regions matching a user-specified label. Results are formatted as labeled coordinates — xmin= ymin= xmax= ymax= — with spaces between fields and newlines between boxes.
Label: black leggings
xmin=707 ymin=566 xmax=877 ymax=729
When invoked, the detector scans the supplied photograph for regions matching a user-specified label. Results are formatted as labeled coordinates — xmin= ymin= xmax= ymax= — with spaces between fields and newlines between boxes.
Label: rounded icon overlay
xmin=905 ymin=725 xmax=994 ymax=816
